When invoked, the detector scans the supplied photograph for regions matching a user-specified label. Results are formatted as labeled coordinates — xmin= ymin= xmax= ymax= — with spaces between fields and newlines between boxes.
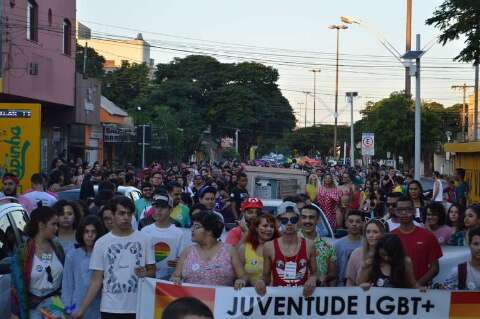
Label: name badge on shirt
xmin=284 ymin=261 xmax=297 ymax=280
xmin=41 ymin=253 xmax=53 ymax=266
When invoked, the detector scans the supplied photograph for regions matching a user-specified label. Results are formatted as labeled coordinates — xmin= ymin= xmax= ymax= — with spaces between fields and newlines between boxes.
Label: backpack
xmin=458 ymin=262 xmax=467 ymax=290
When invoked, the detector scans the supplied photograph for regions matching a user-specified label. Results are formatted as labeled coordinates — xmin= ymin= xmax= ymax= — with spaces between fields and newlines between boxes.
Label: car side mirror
xmin=334 ymin=229 xmax=348 ymax=239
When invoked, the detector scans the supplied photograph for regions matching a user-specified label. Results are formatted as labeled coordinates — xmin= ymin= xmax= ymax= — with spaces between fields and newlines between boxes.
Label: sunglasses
xmin=279 ymin=216 xmax=299 ymax=225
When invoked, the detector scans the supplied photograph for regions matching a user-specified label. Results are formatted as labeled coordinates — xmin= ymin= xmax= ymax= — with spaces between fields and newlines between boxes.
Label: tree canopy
xmin=426 ymin=0 xmax=480 ymax=63
xmin=102 ymin=55 xmax=296 ymax=160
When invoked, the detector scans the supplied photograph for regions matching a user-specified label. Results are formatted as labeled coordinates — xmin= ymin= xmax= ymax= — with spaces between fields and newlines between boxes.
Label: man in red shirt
xmin=393 ymin=196 xmax=442 ymax=286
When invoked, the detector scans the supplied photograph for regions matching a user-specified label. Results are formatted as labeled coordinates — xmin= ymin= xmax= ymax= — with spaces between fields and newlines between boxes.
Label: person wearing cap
xmin=1 ymin=173 xmax=34 ymax=213
xmin=225 ymin=198 xmax=263 ymax=247
xmin=255 ymin=201 xmax=317 ymax=297
xmin=141 ymin=193 xmax=184 ymax=280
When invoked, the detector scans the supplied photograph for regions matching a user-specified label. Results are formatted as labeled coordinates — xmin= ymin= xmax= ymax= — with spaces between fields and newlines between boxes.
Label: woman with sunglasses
xmin=171 ymin=211 xmax=247 ymax=289
xmin=346 ymin=218 xmax=389 ymax=286
xmin=62 ymin=215 xmax=105 ymax=319
xmin=238 ymin=213 xmax=279 ymax=286
xmin=255 ymin=202 xmax=317 ymax=297
xmin=11 ymin=207 xmax=65 ymax=319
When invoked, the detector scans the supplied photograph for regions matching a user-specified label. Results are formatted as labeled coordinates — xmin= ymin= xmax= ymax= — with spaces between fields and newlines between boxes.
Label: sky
xmin=77 ymin=0 xmax=474 ymax=127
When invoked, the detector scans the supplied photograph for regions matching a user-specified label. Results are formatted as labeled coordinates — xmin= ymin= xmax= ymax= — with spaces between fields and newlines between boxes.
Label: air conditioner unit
xmin=28 ymin=62 xmax=39 ymax=75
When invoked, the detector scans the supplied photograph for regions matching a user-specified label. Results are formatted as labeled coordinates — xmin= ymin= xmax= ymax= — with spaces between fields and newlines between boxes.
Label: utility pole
xmin=302 ymin=91 xmax=311 ymax=128
xmin=142 ymin=124 xmax=146 ymax=168
xmin=83 ymin=42 xmax=88 ymax=78
xmin=414 ymin=34 xmax=421 ymax=179
xmin=235 ymin=129 xmax=240 ymax=153
xmin=297 ymin=102 xmax=304 ymax=128
xmin=311 ymin=69 xmax=321 ymax=127
xmin=329 ymin=24 xmax=348 ymax=158
xmin=346 ymin=92 xmax=358 ymax=166
xmin=452 ymin=83 xmax=474 ymax=139
xmin=405 ymin=0 xmax=412 ymax=97
xmin=475 ymin=61 xmax=479 ymax=141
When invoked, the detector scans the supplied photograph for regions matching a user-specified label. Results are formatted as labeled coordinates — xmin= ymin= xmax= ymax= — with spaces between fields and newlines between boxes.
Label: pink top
xmin=182 ymin=243 xmax=235 ymax=286
xmin=431 ymin=225 xmax=454 ymax=245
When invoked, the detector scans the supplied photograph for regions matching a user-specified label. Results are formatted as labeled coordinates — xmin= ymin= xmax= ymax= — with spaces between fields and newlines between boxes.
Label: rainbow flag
xmin=154 ymin=242 xmax=171 ymax=263
xmin=154 ymin=282 xmax=215 ymax=318
xmin=449 ymin=292 xmax=480 ymax=319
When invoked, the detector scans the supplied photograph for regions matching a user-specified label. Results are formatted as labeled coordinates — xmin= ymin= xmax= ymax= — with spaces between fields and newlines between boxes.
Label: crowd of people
xmin=0 ymin=158 xmax=478 ymax=319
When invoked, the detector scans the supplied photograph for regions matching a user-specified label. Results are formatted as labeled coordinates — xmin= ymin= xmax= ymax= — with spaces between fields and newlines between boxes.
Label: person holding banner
xmin=392 ymin=196 xmax=442 ymax=287
xmin=238 ymin=212 xmax=279 ymax=286
xmin=443 ymin=227 xmax=480 ymax=290
xmin=72 ymin=196 xmax=155 ymax=319
xmin=171 ymin=211 xmax=248 ymax=289
xmin=255 ymin=202 xmax=317 ymax=297
xmin=346 ymin=218 xmax=388 ymax=286
xmin=358 ymin=233 xmax=417 ymax=289
xmin=299 ymin=204 xmax=337 ymax=287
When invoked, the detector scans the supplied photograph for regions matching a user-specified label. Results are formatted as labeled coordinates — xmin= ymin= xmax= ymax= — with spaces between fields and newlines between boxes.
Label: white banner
xmin=362 ymin=133 xmax=375 ymax=156
xmin=135 ymin=279 xmax=479 ymax=319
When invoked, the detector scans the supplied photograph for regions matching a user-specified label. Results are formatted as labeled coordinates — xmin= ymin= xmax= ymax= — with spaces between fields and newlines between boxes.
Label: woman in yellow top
xmin=305 ymin=174 xmax=320 ymax=203
xmin=238 ymin=213 xmax=279 ymax=285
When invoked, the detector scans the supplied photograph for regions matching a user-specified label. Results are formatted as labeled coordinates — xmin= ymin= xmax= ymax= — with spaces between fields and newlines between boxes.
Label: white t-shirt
xmin=89 ymin=231 xmax=155 ymax=314
xmin=141 ymin=223 xmax=184 ymax=279
xmin=433 ymin=179 xmax=444 ymax=202
xmin=30 ymin=253 xmax=63 ymax=297
xmin=23 ymin=190 xmax=57 ymax=208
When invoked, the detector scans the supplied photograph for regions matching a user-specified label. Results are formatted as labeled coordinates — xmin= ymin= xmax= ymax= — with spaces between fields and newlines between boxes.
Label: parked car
xmin=0 ymin=202 xmax=30 ymax=318
xmin=262 ymin=199 xmax=335 ymax=239
xmin=57 ymin=185 xmax=142 ymax=203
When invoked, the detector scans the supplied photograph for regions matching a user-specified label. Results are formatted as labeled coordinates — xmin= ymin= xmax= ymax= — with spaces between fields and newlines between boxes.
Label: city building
xmin=100 ymin=96 xmax=135 ymax=166
xmin=0 ymin=0 xmax=76 ymax=171
xmin=76 ymin=22 xmax=155 ymax=74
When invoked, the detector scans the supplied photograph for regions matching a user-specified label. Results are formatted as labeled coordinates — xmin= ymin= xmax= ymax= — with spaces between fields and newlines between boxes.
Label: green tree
xmin=149 ymin=55 xmax=295 ymax=158
xmin=282 ymin=125 xmax=350 ymax=157
xmin=75 ymin=43 xmax=105 ymax=78
xmin=102 ymin=61 xmax=151 ymax=111
xmin=426 ymin=0 xmax=480 ymax=137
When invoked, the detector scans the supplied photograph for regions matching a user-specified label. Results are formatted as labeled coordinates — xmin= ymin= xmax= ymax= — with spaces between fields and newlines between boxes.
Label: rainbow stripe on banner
xmin=449 ymin=292 xmax=480 ymax=319
xmin=155 ymin=282 xmax=215 ymax=318
xmin=154 ymin=242 xmax=171 ymax=263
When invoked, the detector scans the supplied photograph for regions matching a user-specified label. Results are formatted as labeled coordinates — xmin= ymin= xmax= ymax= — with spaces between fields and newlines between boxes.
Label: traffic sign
xmin=361 ymin=133 xmax=375 ymax=156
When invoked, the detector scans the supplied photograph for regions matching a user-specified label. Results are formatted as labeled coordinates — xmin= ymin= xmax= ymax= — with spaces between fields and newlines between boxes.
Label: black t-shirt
xmin=229 ymin=187 xmax=249 ymax=212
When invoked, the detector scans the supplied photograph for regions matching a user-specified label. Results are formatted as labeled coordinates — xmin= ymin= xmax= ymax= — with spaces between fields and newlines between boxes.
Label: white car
xmin=0 ymin=202 xmax=30 ymax=318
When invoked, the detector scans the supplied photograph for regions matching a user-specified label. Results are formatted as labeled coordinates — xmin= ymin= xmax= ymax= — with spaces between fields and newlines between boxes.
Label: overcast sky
xmin=78 ymin=0 xmax=473 ymax=126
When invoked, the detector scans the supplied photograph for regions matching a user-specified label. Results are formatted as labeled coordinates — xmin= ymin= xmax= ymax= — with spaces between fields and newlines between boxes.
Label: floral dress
xmin=317 ymin=186 xmax=340 ymax=229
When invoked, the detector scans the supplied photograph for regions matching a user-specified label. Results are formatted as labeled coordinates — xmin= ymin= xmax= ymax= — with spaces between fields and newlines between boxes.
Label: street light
xmin=401 ymin=35 xmax=425 ymax=180
xmin=341 ymin=16 xmax=403 ymax=62
xmin=343 ymin=16 xmax=430 ymax=179
xmin=310 ymin=69 xmax=321 ymax=126
xmin=346 ymin=92 xmax=358 ymax=166
xmin=329 ymin=24 xmax=348 ymax=159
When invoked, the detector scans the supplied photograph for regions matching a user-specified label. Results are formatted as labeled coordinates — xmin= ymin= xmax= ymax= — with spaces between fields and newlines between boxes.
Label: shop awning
xmin=444 ymin=142 xmax=480 ymax=153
